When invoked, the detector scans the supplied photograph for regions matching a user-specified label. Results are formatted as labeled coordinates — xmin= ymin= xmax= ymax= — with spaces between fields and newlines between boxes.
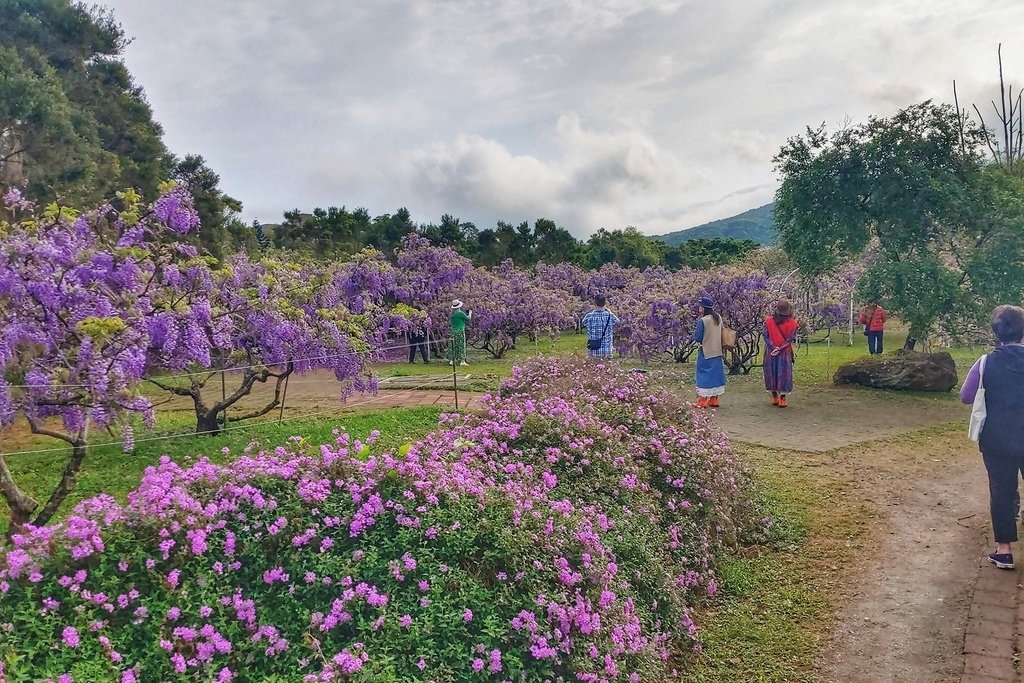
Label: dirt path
xmin=696 ymin=375 xmax=965 ymax=452
xmin=811 ymin=438 xmax=987 ymax=683
xmin=698 ymin=379 xmax=989 ymax=683
xmin=147 ymin=370 xmax=485 ymax=415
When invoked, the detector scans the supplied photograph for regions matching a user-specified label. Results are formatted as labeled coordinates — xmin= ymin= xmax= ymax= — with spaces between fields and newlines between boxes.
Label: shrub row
xmin=0 ymin=358 xmax=765 ymax=682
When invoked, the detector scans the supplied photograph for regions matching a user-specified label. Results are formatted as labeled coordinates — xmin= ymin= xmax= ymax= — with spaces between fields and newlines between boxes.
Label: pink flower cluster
xmin=0 ymin=358 xmax=762 ymax=681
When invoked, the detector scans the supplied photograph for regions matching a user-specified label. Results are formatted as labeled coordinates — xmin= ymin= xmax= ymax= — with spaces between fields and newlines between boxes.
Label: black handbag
xmin=587 ymin=315 xmax=611 ymax=351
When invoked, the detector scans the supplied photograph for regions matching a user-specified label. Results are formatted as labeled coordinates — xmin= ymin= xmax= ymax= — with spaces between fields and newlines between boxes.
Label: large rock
xmin=833 ymin=351 xmax=958 ymax=392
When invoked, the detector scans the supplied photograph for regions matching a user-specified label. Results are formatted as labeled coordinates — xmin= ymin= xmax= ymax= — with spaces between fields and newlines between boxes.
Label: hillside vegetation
xmin=654 ymin=203 xmax=776 ymax=246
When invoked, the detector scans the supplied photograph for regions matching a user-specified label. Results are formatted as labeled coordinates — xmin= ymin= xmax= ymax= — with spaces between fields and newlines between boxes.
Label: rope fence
xmin=0 ymin=372 xmax=482 ymax=459
xmin=1 ymin=336 xmax=458 ymax=390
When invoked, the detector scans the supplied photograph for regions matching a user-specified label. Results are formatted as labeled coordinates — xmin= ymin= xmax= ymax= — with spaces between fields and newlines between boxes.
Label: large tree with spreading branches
xmin=774 ymin=101 xmax=1024 ymax=348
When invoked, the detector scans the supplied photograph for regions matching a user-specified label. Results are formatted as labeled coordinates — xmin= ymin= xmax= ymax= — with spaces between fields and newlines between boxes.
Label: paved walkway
xmin=961 ymin=557 xmax=1022 ymax=683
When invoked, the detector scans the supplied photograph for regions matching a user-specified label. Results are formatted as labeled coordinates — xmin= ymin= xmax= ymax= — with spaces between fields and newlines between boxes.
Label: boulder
xmin=833 ymin=351 xmax=958 ymax=392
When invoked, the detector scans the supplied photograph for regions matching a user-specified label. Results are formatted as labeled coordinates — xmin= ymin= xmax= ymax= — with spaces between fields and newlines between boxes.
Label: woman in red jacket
xmin=859 ymin=303 xmax=886 ymax=355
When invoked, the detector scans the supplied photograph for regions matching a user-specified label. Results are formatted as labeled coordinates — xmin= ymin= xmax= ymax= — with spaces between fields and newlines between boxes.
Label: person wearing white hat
xmin=449 ymin=299 xmax=472 ymax=366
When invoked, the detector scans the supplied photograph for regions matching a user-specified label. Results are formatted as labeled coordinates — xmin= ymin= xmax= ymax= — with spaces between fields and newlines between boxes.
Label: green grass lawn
xmin=372 ymin=332 xmax=587 ymax=392
xmin=376 ymin=326 xmax=985 ymax=396
xmin=0 ymin=406 xmax=444 ymax=535
xmin=375 ymin=333 xmax=584 ymax=374
xmin=686 ymin=440 xmax=870 ymax=682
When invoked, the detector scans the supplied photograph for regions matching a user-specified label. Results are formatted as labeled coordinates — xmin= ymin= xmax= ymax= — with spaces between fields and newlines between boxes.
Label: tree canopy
xmin=271 ymin=206 xmax=759 ymax=272
xmin=0 ymin=0 xmax=240 ymax=258
xmin=774 ymin=101 xmax=1024 ymax=345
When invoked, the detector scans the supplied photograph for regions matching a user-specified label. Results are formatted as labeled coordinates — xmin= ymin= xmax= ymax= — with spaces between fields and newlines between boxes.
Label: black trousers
xmin=982 ymin=448 xmax=1024 ymax=543
xmin=867 ymin=331 xmax=883 ymax=355
xmin=408 ymin=334 xmax=429 ymax=363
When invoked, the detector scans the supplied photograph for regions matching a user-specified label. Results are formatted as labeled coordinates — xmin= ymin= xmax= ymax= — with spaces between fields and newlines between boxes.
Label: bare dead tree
xmin=968 ymin=44 xmax=1023 ymax=170
xmin=952 ymin=80 xmax=970 ymax=156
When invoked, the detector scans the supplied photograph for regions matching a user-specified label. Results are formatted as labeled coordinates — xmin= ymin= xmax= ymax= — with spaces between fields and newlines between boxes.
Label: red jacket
xmin=859 ymin=306 xmax=886 ymax=332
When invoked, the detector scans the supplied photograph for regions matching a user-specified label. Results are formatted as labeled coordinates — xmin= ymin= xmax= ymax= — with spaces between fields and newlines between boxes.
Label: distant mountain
xmin=653 ymin=203 xmax=776 ymax=246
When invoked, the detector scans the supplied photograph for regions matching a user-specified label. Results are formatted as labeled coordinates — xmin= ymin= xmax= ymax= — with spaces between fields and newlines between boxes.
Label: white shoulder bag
xmin=968 ymin=355 xmax=988 ymax=443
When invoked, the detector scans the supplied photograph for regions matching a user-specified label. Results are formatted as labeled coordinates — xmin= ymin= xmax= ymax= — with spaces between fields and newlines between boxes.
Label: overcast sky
xmin=104 ymin=0 xmax=1024 ymax=237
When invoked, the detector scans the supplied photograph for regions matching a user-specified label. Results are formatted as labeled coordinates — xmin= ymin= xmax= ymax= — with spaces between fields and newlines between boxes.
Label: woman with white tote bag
xmin=961 ymin=306 xmax=1024 ymax=570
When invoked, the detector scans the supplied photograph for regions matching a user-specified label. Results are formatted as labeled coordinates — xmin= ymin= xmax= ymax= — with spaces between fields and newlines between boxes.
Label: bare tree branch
xmin=25 ymin=414 xmax=74 ymax=444
xmin=145 ymin=377 xmax=195 ymax=397
xmin=229 ymin=363 xmax=295 ymax=421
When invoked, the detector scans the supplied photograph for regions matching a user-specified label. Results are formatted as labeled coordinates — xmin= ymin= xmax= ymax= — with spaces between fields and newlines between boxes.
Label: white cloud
xmin=405 ymin=133 xmax=563 ymax=213
xmin=103 ymin=0 xmax=1024 ymax=236
xmin=718 ymin=129 xmax=780 ymax=165
xmin=399 ymin=115 xmax=706 ymax=235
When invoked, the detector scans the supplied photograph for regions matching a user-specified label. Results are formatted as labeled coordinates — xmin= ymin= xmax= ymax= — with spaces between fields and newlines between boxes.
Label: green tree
xmin=1 ymin=0 xmax=236 ymax=235
xmin=0 ymin=45 xmax=110 ymax=199
xmin=272 ymin=206 xmax=364 ymax=255
xmin=420 ymin=213 xmax=478 ymax=254
xmin=369 ymin=207 xmax=414 ymax=254
xmin=585 ymin=227 xmax=664 ymax=270
xmin=170 ymin=154 xmax=242 ymax=260
xmin=774 ymin=101 xmax=1024 ymax=348
xmin=0 ymin=1 xmax=167 ymax=203
xmin=533 ymin=218 xmax=581 ymax=265
xmin=252 ymin=219 xmax=270 ymax=250
xmin=667 ymin=237 xmax=761 ymax=270
xmin=474 ymin=227 xmax=502 ymax=266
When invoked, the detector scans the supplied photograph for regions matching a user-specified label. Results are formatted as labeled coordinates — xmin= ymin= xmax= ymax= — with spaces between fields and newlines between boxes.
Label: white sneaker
xmin=459 ymin=361 xmax=468 ymax=366
xmin=449 ymin=360 xmax=455 ymax=365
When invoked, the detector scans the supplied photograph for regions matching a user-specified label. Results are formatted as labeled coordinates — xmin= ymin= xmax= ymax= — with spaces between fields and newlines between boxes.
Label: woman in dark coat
xmin=961 ymin=305 xmax=1024 ymax=569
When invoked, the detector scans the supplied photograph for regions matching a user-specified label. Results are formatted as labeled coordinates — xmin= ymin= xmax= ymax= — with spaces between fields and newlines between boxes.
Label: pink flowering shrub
xmin=0 ymin=359 xmax=763 ymax=682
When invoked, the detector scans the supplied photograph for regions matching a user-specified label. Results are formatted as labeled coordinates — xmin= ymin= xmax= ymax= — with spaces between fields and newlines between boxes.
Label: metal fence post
xmin=278 ymin=374 xmax=290 ymax=421
xmin=221 ymin=370 xmax=228 ymax=426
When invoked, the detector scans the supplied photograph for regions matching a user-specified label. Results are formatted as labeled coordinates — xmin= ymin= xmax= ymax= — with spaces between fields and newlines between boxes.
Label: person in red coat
xmin=859 ymin=303 xmax=886 ymax=355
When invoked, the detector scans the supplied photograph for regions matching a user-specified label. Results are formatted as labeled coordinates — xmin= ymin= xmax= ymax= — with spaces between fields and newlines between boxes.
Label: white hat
xmin=451 ymin=299 xmax=464 ymax=310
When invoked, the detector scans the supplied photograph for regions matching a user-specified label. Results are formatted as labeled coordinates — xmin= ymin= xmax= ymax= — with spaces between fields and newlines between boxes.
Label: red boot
xmin=694 ymin=397 xmax=710 ymax=409
xmin=709 ymin=396 xmax=720 ymax=408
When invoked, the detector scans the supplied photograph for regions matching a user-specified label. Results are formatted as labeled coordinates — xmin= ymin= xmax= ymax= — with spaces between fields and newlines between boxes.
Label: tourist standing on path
xmin=859 ymin=303 xmax=886 ymax=355
xmin=693 ymin=296 xmax=726 ymax=408
xmin=407 ymin=319 xmax=429 ymax=364
xmin=449 ymin=300 xmax=471 ymax=366
xmin=582 ymin=294 xmax=619 ymax=358
xmin=960 ymin=305 xmax=1024 ymax=570
xmin=763 ymin=299 xmax=798 ymax=408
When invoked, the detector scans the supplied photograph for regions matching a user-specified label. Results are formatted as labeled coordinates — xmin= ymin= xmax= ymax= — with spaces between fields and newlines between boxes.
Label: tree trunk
xmin=33 ymin=439 xmax=88 ymax=527
xmin=196 ymin=409 xmax=222 ymax=435
xmin=191 ymin=366 xmax=295 ymax=433
xmin=0 ymin=453 xmax=38 ymax=540
xmin=904 ymin=336 xmax=918 ymax=351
